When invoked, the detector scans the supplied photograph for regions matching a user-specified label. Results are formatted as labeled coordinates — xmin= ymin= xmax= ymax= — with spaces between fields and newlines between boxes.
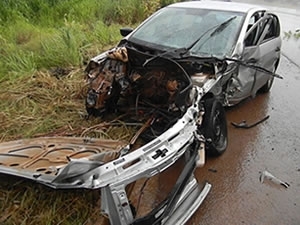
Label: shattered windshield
xmin=129 ymin=7 xmax=244 ymax=57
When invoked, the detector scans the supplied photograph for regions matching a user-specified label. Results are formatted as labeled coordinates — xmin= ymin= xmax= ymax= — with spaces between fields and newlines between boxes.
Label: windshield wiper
xmin=183 ymin=16 xmax=237 ymax=56
xmin=142 ymin=16 xmax=237 ymax=62
xmin=210 ymin=16 xmax=237 ymax=37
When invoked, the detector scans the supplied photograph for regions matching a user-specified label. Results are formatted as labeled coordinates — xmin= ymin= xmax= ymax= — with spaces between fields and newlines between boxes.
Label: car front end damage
xmin=0 ymin=45 xmax=230 ymax=224
xmin=0 ymin=97 xmax=211 ymax=224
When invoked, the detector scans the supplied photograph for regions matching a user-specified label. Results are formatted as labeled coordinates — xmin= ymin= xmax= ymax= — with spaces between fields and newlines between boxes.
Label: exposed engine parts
xmin=84 ymin=47 xmax=220 ymax=120
xmin=86 ymin=49 xmax=183 ymax=116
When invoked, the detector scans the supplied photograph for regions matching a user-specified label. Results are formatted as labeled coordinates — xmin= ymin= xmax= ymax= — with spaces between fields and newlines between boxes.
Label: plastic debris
xmin=231 ymin=115 xmax=269 ymax=129
xmin=259 ymin=170 xmax=290 ymax=188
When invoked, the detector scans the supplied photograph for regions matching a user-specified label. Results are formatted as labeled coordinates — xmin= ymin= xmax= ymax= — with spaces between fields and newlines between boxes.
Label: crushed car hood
xmin=0 ymin=137 xmax=126 ymax=185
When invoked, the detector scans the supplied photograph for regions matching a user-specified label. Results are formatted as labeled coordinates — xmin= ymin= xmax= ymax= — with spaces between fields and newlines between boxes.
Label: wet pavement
xmin=189 ymin=54 xmax=300 ymax=225
xmin=187 ymin=7 xmax=300 ymax=225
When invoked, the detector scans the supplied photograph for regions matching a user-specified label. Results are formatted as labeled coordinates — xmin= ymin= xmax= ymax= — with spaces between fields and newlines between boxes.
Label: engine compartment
xmin=84 ymin=47 xmax=218 ymax=123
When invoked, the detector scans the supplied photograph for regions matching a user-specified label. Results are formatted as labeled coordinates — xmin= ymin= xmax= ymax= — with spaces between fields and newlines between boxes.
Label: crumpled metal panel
xmin=0 ymin=137 xmax=127 ymax=182
xmin=0 ymin=87 xmax=211 ymax=225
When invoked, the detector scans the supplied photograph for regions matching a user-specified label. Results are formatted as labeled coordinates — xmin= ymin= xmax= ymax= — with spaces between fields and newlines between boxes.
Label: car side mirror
xmin=120 ymin=27 xmax=133 ymax=37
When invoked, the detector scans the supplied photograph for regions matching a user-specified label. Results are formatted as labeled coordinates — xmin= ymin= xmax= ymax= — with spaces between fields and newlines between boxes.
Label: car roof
xmin=168 ymin=1 xmax=267 ymax=14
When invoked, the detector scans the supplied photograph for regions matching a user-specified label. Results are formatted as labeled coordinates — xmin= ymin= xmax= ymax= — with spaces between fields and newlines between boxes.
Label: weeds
xmin=0 ymin=175 xmax=102 ymax=225
xmin=0 ymin=0 xmax=181 ymax=80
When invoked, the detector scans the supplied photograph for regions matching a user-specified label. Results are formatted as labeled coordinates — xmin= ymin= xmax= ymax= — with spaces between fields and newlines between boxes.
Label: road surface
xmin=188 ymin=3 xmax=300 ymax=225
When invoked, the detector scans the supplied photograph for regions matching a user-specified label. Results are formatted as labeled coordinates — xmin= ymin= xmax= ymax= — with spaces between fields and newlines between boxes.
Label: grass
xmin=0 ymin=0 xmax=152 ymax=81
xmin=0 ymin=69 xmax=85 ymax=140
xmin=0 ymin=0 xmax=181 ymax=224
xmin=0 ymin=175 xmax=104 ymax=225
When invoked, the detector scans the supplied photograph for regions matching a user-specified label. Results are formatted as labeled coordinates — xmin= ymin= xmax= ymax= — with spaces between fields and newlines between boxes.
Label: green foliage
xmin=37 ymin=26 xmax=84 ymax=69
xmin=160 ymin=0 xmax=181 ymax=7
xmin=0 ymin=0 xmax=180 ymax=80
xmin=284 ymin=30 xmax=300 ymax=40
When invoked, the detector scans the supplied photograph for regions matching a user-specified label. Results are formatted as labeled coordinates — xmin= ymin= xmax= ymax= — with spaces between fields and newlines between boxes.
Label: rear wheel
xmin=202 ymin=98 xmax=228 ymax=156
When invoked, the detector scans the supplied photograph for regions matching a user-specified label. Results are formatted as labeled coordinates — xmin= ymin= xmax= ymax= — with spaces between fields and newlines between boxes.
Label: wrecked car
xmin=0 ymin=1 xmax=282 ymax=225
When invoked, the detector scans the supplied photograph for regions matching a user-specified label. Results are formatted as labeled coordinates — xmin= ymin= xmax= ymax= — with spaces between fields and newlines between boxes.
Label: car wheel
xmin=202 ymin=98 xmax=228 ymax=156
xmin=259 ymin=75 xmax=274 ymax=93
xmin=259 ymin=62 xmax=278 ymax=93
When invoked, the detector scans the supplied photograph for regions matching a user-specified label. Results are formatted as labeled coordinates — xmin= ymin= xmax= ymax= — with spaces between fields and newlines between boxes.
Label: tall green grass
xmin=0 ymin=0 xmax=182 ymax=139
xmin=0 ymin=0 xmax=180 ymax=82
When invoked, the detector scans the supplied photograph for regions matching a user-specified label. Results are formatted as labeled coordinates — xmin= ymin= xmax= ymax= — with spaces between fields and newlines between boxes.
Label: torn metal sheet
xmin=0 ymin=137 xmax=127 ymax=182
xmin=0 ymin=91 xmax=211 ymax=225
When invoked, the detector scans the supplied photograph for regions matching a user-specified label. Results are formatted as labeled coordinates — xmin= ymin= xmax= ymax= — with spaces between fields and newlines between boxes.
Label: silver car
xmin=0 ymin=1 xmax=282 ymax=225
xmin=85 ymin=0 xmax=282 ymax=155
xmin=118 ymin=1 xmax=282 ymax=106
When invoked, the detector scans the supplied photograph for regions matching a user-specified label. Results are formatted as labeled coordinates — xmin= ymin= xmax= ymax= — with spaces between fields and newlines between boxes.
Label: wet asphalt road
xmin=187 ymin=6 xmax=300 ymax=225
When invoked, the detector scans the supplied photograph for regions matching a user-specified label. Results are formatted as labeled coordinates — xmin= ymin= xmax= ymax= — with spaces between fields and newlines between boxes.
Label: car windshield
xmin=129 ymin=6 xmax=245 ymax=57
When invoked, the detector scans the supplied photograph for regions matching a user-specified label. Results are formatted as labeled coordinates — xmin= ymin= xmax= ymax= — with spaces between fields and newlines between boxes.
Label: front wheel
xmin=202 ymin=98 xmax=228 ymax=156
xmin=259 ymin=62 xmax=279 ymax=93
xmin=259 ymin=75 xmax=274 ymax=93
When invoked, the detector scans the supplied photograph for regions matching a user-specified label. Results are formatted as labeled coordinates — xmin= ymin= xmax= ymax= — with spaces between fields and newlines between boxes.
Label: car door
xmin=234 ymin=11 xmax=281 ymax=100
xmin=250 ymin=13 xmax=281 ymax=93
xmin=231 ymin=11 xmax=265 ymax=102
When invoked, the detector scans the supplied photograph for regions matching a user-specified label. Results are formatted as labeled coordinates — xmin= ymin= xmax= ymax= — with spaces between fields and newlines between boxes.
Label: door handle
xmin=275 ymin=47 xmax=280 ymax=52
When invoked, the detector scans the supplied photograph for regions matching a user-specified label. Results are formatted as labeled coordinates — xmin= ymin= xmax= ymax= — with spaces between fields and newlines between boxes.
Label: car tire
xmin=259 ymin=75 xmax=274 ymax=93
xmin=202 ymin=98 xmax=228 ymax=156
xmin=259 ymin=62 xmax=279 ymax=93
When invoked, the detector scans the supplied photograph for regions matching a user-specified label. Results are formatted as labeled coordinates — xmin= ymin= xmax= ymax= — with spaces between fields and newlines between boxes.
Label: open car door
xmin=232 ymin=11 xmax=281 ymax=101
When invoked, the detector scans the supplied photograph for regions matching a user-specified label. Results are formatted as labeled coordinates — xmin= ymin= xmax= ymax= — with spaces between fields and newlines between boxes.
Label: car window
xmin=262 ymin=15 xmax=280 ymax=41
xmin=189 ymin=12 xmax=244 ymax=57
xmin=244 ymin=11 xmax=265 ymax=47
xmin=129 ymin=7 xmax=244 ymax=57
xmin=244 ymin=11 xmax=280 ymax=47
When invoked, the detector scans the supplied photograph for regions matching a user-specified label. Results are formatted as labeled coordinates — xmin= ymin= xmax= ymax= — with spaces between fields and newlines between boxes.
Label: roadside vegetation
xmin=0 ymin=0 xmax=180 ymax=224
xmin=0 ymin=0 xmax=180 ymax=141
xmin=284 ymin=30 xmax=300 ymax=40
